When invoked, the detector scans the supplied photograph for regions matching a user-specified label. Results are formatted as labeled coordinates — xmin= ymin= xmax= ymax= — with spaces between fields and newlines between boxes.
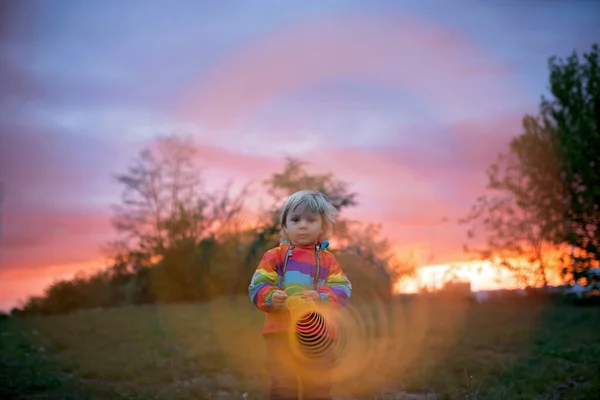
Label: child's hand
xmin=302 ymin=290 xmax=320 ymax=303
xmin=271 ymin=290 xmax=288 ymax=310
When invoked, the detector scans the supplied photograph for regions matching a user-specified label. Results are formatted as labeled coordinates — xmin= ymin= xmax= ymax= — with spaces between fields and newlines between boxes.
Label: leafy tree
xmin=105 ymin=134 xmax=251 ymax=303
xmin=108 ymin=135 xmax=205 ymax=261
xmin=107 ymin=134 xmax=247 ymax=266
xmin=255 ymin=157 xmax=413 ymax=300
xmin=536 ymin=43 xmax=600 ymax=274
xmin=263 ymin=157 xmax=358 ymax=238
xmin=264 ymin=157 xmax=358 ymax=211
xmin=460 ymin=131 xmax=563 ymax=287
xmin=245 ymin=157 xmax=359 ymax=258
xmin=462 ymin=43 xmax=600 ymax=286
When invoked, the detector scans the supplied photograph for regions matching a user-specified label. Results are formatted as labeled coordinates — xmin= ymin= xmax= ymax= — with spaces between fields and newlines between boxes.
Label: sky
xmin=1 ymin=0 xmax=599 ymax=311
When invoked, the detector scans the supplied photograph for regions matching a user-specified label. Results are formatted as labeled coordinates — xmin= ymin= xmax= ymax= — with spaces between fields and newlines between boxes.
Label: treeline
xmin=461 ymin=43 xmax=600 ymax=287
xmin=12 ymin=153 xmax=414 ymax=316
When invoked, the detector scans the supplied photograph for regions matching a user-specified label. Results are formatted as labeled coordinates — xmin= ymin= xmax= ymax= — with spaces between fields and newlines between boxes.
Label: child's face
xmin=285 ymin=203 xmax=323 ymax=246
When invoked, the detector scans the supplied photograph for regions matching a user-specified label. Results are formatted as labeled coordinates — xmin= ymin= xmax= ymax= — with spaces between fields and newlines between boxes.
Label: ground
xmin=1 ymin=295 xmax=599 ymax=399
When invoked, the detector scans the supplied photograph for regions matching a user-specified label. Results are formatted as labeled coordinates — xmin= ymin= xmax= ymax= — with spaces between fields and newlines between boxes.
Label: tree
xmin=107 ymin=134 xmax=247 ymax=266
xmin=460 ymin=121 xmax=565 ymax=288
xmin=536 ymin=43 xmax=600 ymax=274
xmin=336 ymin=222 xmax=416 ymax=300
xmin=264 ymin=157 xmax=358 ymax=211
xmin=263 ymin=157 xmax=358 ymax=237
xmin=253 ymin=157 xmax=414 ymax=300
xmin=107 ymin=135 xmax=201 ymax=263
xmin=462 ymin=43 xmax=600 ymax=286
xmin=106 ymin=134 xmax=251 ymax=303
xmin=245 ymin=157 xmax=358 ymax=254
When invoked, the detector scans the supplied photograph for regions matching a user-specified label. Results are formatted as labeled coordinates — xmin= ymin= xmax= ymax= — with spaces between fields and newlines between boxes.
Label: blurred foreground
xmin=1 ymin=295 xmax=599 ymax=400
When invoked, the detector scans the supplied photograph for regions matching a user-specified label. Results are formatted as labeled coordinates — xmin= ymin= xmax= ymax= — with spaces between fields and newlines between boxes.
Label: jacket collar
xmin=277 ymin=238 xmax=329 ymax=250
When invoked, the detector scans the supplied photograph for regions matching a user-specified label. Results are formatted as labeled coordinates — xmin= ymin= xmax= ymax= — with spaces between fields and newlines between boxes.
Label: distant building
xmin=565 ymin=267 xmax=600 ymax=300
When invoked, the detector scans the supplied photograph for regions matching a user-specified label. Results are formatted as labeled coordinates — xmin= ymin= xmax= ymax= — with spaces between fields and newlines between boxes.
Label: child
xmin=248 ymin=189 xmax=352 ymax=400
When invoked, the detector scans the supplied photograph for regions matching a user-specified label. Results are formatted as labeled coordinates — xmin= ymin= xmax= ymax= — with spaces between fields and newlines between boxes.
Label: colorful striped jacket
xmin=248 ymin=240 xmax=352 ymax=334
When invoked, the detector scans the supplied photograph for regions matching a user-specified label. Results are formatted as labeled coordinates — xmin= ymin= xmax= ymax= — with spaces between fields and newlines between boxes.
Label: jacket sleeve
xmin=317 ymin=253 xmax=352 ymax=307
xmin=248 ymin=249 xmax=280 ymax=312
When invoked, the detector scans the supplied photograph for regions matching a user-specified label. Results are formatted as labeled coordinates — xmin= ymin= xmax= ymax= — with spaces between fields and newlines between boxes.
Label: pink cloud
xmin=179 ymin=14 xmax=520 ymax=136
xmin=193 ymin=144 xmax=283 ymax=180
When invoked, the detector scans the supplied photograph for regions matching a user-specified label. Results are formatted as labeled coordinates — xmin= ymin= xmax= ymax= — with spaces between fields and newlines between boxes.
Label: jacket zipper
xmin=278 ymin=243 xmax=321 ymax=290
xmin=278 ymin=244 xmax=294 ymax=290
xmin=313 ymin=244 xmax=321 ymax=290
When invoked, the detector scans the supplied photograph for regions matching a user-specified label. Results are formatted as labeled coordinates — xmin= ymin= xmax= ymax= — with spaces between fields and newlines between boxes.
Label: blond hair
xmin=280 ymin=190 xmax=337 ymax=241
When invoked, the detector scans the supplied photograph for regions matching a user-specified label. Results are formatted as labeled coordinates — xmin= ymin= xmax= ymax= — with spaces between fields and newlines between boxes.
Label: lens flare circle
xmin=282 ymin=290 xmax=391 ymax=384
xmin=295 ymin=311 xmax=333 ymax=356
xmin=285 ymin=291 xmax=336 ymax=360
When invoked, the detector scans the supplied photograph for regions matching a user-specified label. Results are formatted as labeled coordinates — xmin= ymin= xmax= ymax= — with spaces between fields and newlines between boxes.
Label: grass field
xmin=1 ymin=295 xmax=599 ymax=399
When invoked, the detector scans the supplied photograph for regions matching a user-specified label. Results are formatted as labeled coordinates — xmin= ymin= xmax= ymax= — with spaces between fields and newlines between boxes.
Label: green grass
xmin=1 ymin=296 xmax=599 ymax=399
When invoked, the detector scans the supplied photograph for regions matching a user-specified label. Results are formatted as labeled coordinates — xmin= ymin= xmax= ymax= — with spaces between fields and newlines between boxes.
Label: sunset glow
xmin=394 ymin=256 xmax=568 ymax=295
xmin=395 ymin=260 xmax=523 ymax=294
xmin=1 ymin=1 xmax=596 ymax=312
xmin=0 ymin=259 xmax=108 ymax=312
